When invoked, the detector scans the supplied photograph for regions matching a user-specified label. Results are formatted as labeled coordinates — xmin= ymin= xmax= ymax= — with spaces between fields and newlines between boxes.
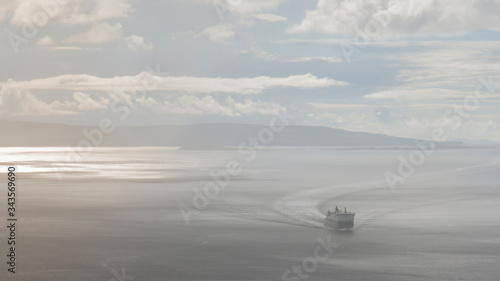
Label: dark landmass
xmin=0 ymin=120 xmax=464 ymax=148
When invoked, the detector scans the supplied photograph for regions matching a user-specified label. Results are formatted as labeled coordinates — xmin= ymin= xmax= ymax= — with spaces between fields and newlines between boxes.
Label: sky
xmin=0 ymin=0 xmax=499 ymax=141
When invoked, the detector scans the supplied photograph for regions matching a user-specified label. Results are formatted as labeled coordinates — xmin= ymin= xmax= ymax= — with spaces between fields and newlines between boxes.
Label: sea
xmin=0 ymin=147 xmax=499 ymax=281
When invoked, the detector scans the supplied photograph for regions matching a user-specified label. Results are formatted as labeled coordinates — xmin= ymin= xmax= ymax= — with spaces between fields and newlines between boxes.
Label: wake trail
xmin=272 ymin=160 xmax=500 ymax=229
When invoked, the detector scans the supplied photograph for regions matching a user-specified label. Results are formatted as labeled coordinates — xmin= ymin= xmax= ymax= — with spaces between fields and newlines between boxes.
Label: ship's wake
xmin=271 ymin=160 xmax=500 ymax=230
xmin=272 ymin=180 xmax=384 ymax=230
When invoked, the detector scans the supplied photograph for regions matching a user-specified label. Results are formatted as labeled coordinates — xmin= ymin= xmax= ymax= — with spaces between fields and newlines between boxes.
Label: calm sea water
xmin=1 ymin=147 xmax=499 ymax=280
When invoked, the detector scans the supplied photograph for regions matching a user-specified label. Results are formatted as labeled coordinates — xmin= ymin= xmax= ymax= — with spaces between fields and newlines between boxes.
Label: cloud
xmin=197 ymin=1 xmax=284 ymax=44
xmin=0 ymin=87 xmax=109 ymax=116
xmin=288 ymin=0 xmax=500 ymax=37
xmin=2 ymin=72 xmax=348 ymax=95
xmin=245 ymin=42 xmax=279 ymax=60
xmin=199 ymin=0 xmax=287 ymax=15
xmin=123 ymin=35 xmax=153 ymax=51
xmin=0 ymin=1 xmax=16 ymax=22
xmin=199 ymin=20 xmax=254 ymax=44
xmin=60 ymin=0 xmax=132 ymax=25
xmin=64 ymin=22 xmax=123 ymax=44
xmin=273 ymin=39 xmax=414 ymax=48
xmin=310 ymin=103 xmax=372 ymax=109
xmin=5 ymin=1 xmax=148 ymax=50
xmin=50 ymin=46 xmax=87 ymax=51
xmin=151 ymin=96 xmax=285 ymax=116
xmin=72 ymin=91 xmax=109 ymax=111
xmin=0 ymin=81 xmax=284 ymax=117
xmin=254 ymin=13 xmax=287 ymax=22
xmin=8 ymin=0 xmax=132 ymax=26
xmin=284 ymin=56 xmax=342 ymax=63
xmin=36 ymin=36 xmax=55 ymax=46
xmin=61 ymin=23 xmax=153 ymax=50
xmin=364 ymin=88 xmax=468 ymax=100
xmin=385 ymin=41 xmax=500 ymax=89
xmin=199 ymin=24 xmax=236 ymax=43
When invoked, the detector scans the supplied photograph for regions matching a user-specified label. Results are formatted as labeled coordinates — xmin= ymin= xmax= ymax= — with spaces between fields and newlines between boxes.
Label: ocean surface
xmin=1 ymin=147 xmax=499 ymax=281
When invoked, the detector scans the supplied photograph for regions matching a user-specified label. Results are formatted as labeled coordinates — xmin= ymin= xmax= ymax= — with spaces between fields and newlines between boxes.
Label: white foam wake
xmin=272 ymin=160 xmax=500 ymax=229
xmin=272 ymin=180 xmax=384 ymax=228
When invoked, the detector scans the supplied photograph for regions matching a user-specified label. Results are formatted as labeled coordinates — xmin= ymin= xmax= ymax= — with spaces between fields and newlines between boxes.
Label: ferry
xmin=324 ymin=206 xmax=355 ymax=229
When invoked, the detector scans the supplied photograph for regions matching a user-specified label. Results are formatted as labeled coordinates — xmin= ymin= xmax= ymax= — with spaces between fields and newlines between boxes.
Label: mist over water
xmin=1 ymin=147 xmax=499 ymax=280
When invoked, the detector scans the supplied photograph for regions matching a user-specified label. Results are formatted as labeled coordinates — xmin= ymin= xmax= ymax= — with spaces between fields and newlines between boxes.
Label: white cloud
xmin=274 ymin=39 xmax=414 ymax=48
xmin=1 ymin=72 xmax=348 ymax=95
xmin=64 ymin=22 xmax=123 ymax=44
xmin=246 ymin=42 xmax=279 ymax=60
xmin=8 ymin=0 xmax=132 ymax=26
xmin=72 ymin=91 xmax=109 ymax=111
xmin=8 ymin=0 xmax=49 ymax=26
xmin=61 ymin=23 xmax=152 ymax=50
xmin=151 ymin=96 xmax=285 ymax=116
xmin=0 ymin=87 xmax=109 ymax=116
xmin=95 ymin=91 xmax=285 ymax=117
xmin=50 ymin=46 xmax=87 ymax=51
xmin=0 ymin=82 xmax=284 ymax=116
xmin=36 ymin=36 xmax=55 ymax=46
xmin=198 ymin=20 xmax=253 ymax=44
xmin=385 ymin=41 xmax=500 ymax=89
xmin=254 ymin=13 xmax=287 ymax=22
xmin=284 ymin=56 xmax=342 ymax=63
xmin=0 ymin=88 xmax=66 ymax=116
xmin=0 ymin=1 xmax=16 ymax=22
xmin=199 ymin=0 xmax=286 ymax=15
xmin=198 ymin=1 xmax=283 ymax=44
xmin=310 ymin=103 xmax=372 ymax=109
xmin=4 ymin=1 xmax=148 ymax=51
xmin=61 ymin=0 xmax=132 ymax=25
xmin=364 ymin=88 xmax=468 ymax=100
xmin=199 ymin=24 xmax=236 ymax=43
xmin=123 ymin=35 xmax=153 ymax=51
xmin=289 ymin=0 xmax=500 ymax=37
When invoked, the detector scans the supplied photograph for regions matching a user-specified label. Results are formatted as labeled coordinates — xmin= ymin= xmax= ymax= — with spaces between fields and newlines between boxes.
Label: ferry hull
xmin=324 ymin=212 xmax=355 ymax=229
xmin=324 ymin=219 xmax=354 ymax=229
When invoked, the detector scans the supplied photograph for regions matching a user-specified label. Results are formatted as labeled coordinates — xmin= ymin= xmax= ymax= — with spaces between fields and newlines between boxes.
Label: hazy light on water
xmin=5 ymin=147 xmax=500 ymax=280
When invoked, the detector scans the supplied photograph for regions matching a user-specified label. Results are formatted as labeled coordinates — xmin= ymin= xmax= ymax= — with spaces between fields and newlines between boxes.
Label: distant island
xmin=0 ymin=120 xmax=465 ymax=148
